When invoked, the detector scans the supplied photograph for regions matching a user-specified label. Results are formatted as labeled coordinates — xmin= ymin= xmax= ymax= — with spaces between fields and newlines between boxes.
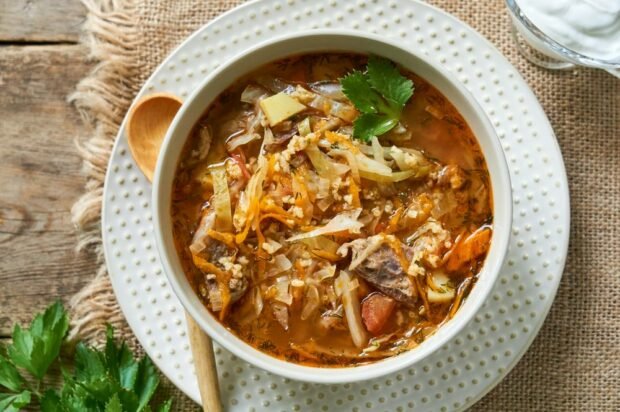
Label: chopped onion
xmin=314 ymin=264 xmax=337 ymax=281
xmin=336 ymin=271 xmax=367 ymax=348
xmin=286 ymin=209 xmax=363 ymax=242
xmin=309 ymin=81 xmax=346 ymax=100
xmin=189 ymin=209 xmax=215 ymax=255
xmin=305 ymin=146 xmax=350 ymax=179
xmin=273 ymin=276 xmax=292 ymax=305
xmin=210 ymin=164 xmax=233 ymax=231
xmin=307 ymin=95 xmax=357 ymax=122
xmin=240 ymin=84 xmax=269 ymax=104
xmin=256 ymin=76 xmax=293 ymax=94
xmin=253 ymin=286 xmax=264 ymax=317
xmin=316 ymin=196 xmax=334 ymax=212
xmin=226 ymin=132 xmax=260 ymax=152
xmin=271 ymin=302 xmax=289 ymax=330
xmin=265 ymin=254 xmax=292 ymax=278
xmin=300 ymin=285 xmax=320 ymax=320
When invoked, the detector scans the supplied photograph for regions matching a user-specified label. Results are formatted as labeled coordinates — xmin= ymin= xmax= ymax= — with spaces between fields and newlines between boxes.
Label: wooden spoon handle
xmin=185 ymin=313 xmax=222 ymax=412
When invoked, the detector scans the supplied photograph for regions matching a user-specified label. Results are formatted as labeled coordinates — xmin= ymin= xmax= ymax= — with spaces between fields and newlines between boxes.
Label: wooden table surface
xmin=0 ymin=0 xmax=96 ymax=342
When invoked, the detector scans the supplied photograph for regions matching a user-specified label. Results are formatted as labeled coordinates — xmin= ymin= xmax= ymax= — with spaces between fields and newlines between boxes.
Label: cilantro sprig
xmin=0 ymin=302 xmax=171 ymax=412
xmin=340 ymin=56 xmax=414 ymax=142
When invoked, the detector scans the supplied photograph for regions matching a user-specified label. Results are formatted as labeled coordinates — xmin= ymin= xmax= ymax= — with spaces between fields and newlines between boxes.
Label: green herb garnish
xmin=0 ymin=302 xmax=172 ymax=412
xmin=340 ymin=56 xmax=414 ymax=142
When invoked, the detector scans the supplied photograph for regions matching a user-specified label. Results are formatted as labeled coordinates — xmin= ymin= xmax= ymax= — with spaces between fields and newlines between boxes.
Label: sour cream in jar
xmin=517 ymin=0 xmax=620 ymax=62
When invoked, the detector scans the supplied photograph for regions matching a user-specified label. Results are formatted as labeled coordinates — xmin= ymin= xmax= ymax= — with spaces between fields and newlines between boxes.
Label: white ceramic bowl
xmin=153 ymin=30 xmax=512 ymax=384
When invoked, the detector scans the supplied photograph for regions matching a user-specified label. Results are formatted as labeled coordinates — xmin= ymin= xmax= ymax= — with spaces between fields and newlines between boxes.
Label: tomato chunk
xmin=361 ymin=293 xmax=396 ymax=335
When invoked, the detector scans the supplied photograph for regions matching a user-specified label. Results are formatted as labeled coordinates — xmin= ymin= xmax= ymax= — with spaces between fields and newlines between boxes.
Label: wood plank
xmin=0 ymin=0 xmax=85 ymax=43
xmin=0 ymin=45 xmax=97 ymax=336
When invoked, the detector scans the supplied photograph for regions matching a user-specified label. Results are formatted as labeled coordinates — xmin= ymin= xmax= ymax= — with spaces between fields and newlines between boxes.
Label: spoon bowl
xmin=126 ymin=93 xmax=183 ymax=181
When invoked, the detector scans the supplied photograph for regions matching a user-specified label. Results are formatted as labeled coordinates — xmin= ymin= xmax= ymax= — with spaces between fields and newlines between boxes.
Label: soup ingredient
xmin=427 ymin=271 xmax=456 ymax=303
xmin=336 ymin=271 xmax=368 ymax=348
xmin=286 ymin=208 xmax=364 ymax=242
xmin=361 ymin=293 xmax=396 ymax=335
xmin=340 ymin=56 xmax=414 ymax=142
xmin=342 ymin=238 xmax=418 ymax=306
xmin=259 ymin=92 xmax=306 ymax=126
xmin=210 ymin=163 xmax=233 ymax=231
xmin=516 ymin=0 xmax=620 ymax=61
xmin=1 ymin=302 xmax=172 ymax=412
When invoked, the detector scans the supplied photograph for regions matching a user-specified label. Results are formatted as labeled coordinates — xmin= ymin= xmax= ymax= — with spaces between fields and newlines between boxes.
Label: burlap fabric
xmin=69 ymin=0 xmax=620 ymax=410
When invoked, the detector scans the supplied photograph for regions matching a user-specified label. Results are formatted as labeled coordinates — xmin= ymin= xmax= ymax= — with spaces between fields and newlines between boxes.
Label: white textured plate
xmin=101 ymin=0 xmax=570 ymax=410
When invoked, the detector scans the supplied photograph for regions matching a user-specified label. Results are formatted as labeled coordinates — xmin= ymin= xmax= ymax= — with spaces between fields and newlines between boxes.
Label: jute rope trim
xmin=68 ymin=0 xmax=141 ymax=345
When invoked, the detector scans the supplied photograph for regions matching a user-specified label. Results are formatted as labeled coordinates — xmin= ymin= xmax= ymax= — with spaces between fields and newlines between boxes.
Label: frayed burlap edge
xmin=68 ymin=0 xmax=141 ymax=345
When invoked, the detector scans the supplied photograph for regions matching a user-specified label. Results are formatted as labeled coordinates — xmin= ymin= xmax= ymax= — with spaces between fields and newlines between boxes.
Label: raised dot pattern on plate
xmin=102 ymin=0 xmax=569 ymax=410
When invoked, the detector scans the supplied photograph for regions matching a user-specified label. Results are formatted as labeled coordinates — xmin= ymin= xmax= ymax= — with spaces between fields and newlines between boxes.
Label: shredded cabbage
xmin=210 ymin=164 xmax=233 ymax=231
xmin=371 ymin=136 xmax=387 ymax=167
xmin=286 ymin=209 xmax=363 ymax=242
xmin=305 ymin=146 xmax=350 ymax=179
xmin=359 ymin=169 xmax=417 ymax=183
xmin=335 ymin=271 xmax=367 ymax=348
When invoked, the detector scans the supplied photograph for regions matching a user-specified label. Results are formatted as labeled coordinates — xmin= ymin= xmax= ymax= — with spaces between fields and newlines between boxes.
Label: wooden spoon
xmin=126 ymin=93 xmax=222 ymax=412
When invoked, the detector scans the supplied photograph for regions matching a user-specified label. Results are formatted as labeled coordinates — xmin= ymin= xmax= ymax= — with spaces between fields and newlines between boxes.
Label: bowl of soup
xmin=152 ymin=30 xmax=512 ymax=383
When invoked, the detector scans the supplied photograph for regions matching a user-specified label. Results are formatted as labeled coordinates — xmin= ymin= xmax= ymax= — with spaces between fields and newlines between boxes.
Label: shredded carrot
xmin=348 ymin=177 xmax=361 ymax=208
xmin=386 ymin=236 xmax=410 ymax=271
xmin=260 ymin=201 xmax=291 ymax=217
xmin=414 ymin=274 xmax=432 ymax=318
xmin=235 ymin=197 xmax=261 ymax=244
xmin=207 ymin=229 xmax=237 ymax=249
xmin=385 ymin=207 xmax=404 ymax=234
xmin=191 ymin=255 xmax=229 ymax=280
xmin=259 ymin=213 xmax=296 ymax=228
xmin=218 ymin=284 xmax=231 ymax=321
xmin=448 ymin=277 xmax=472 ymax=319
xmin=445 ymin=226 xmax=492 ymax=272
xmin=267 ymin=153 xmax=277 ymax=174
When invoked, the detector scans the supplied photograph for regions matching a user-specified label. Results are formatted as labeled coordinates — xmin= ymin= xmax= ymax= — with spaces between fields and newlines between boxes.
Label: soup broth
xmin=171 ymin=54 xmax=492 ymax=366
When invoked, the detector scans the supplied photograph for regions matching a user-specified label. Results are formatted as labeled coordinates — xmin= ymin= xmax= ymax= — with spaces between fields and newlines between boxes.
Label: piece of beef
xmin=352 ymin=242 xmax=418 ymax=307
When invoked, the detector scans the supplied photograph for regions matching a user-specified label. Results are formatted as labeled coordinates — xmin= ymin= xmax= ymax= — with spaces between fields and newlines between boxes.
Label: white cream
xmin=517 ymin=0 xmax=620 ymax=61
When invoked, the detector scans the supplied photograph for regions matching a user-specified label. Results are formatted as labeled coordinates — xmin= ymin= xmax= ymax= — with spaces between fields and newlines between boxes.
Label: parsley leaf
xmin=8 ymin=301 xmax=68 ymax=380
xmin=0 ymin=354 xmax=24 ymax=392
xmin=4 ymin=302 xmax=171 ymax=412
xmin=340 ymin=56 xmax=414 ymax=142
xmin=340 ymin=70 xmax=383 ymax=114
xmin=366 ymin=56 xmax=414 ymax=108
xmin=353 ymin=113 xmax=399 ymax=143
xmin=0 ymin=391 xmax=31 ymax=412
